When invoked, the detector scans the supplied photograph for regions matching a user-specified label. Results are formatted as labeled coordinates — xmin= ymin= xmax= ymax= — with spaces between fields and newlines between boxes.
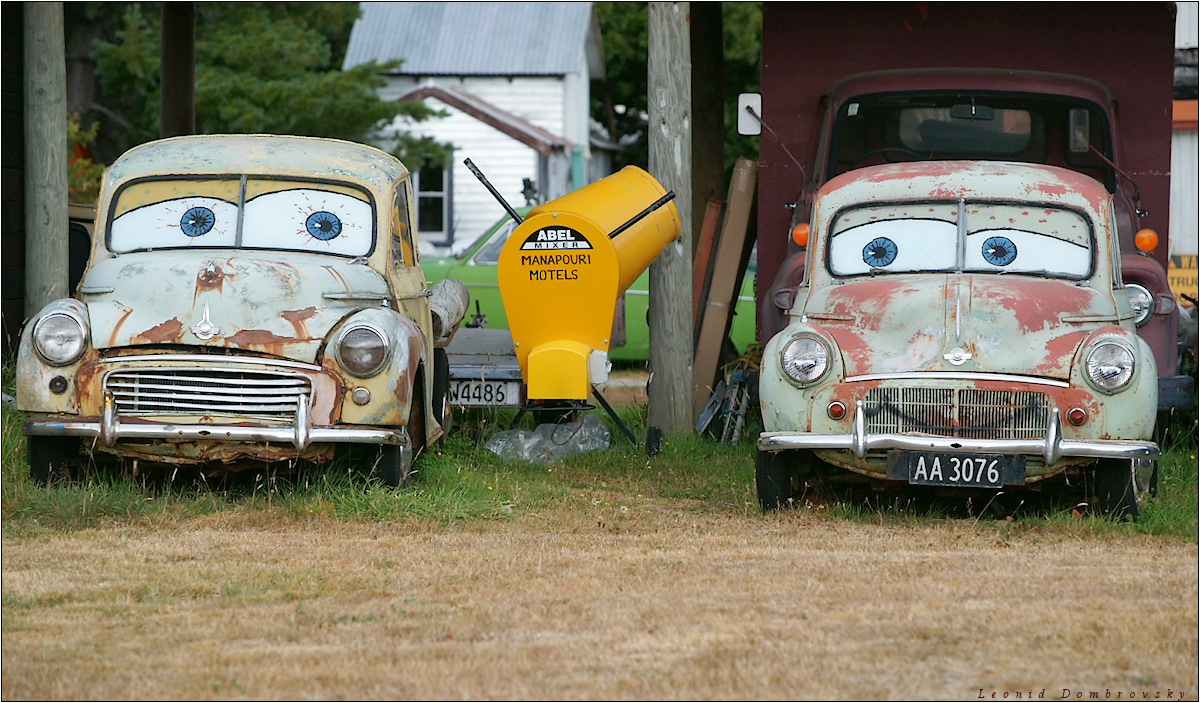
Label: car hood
xmin=800 ymin=274 xmax=1119 ymax=380
xmin=80 ymin=250 xmax=391 ymax=363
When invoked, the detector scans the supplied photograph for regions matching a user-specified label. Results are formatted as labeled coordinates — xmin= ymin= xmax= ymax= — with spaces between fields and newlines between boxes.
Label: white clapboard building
xmin=342 ymin=2 xmax=610 ymax=254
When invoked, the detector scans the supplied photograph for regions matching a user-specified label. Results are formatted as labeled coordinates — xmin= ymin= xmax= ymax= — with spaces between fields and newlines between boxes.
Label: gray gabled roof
xmin=342 ymin=2 xmax=603 ymax=78
xmin=399 ymin=82 xmax=574 ymax=153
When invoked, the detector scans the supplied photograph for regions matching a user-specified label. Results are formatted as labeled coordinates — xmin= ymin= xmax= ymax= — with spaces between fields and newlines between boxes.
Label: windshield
xmin=829 ymin=92 xmax=1112 ymax=190
xmin=108 ymin=177 xmax=376 ymax=257
xmin=827 ymin=201 xmax=1093 ymax=279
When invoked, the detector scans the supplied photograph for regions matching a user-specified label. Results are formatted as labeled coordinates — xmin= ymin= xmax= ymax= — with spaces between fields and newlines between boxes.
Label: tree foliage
xmin=590 ymin=2 xmax=761 ymax=179
xmin=85 ymin=2 xmax=439 ymax=162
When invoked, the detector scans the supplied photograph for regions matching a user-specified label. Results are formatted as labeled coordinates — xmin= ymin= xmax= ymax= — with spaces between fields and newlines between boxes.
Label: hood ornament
xmin=943 ymin=347 xmax=972 ymax=366
xmin=192 ymin=303 xmax=221 ymax=341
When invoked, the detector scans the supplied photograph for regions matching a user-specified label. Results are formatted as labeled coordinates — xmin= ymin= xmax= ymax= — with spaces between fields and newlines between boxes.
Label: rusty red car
xmin=757 ymin=161 xmax=1160 ymax=520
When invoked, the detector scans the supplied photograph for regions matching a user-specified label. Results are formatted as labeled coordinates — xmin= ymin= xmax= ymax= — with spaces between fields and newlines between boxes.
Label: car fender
xmin=329 ymin=307 xmax=432 ymax=440
xmin=16 ymin=298 xmax=93 ymax=414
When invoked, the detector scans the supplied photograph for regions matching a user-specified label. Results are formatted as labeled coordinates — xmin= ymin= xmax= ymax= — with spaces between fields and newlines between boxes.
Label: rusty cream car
xmin=757 ymin=161 xmax=1160 ymax=519
xmin=18 ymin=135 xmax=465 ymax=486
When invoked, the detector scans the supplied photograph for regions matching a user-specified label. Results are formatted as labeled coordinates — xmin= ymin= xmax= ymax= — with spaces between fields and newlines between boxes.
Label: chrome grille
xmin=863 ymin=387 xmax=1049 ymax=439
xmin=106 ymin=368 xmax=310 ymax=419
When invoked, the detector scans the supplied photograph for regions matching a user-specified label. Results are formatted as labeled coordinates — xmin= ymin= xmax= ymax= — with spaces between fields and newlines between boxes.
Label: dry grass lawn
xmin=3 ymin=502 xmax=1196 ymax=701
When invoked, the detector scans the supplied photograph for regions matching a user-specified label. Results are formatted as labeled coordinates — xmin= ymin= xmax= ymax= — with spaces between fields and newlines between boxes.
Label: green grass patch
xmin=3 ymin=389 xmax=1195 ymax=539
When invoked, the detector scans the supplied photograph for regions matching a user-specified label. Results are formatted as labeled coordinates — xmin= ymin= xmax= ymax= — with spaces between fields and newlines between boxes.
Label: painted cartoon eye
xmin=982 ymin=236 xmax=1018 ymax=266
xmin=862 ymin=237 xmax=898 ymax=267
xmin=306 ymin=211 xmax=342 ymax=241
xmin=180 ymin=207 xmax=216 ymax=237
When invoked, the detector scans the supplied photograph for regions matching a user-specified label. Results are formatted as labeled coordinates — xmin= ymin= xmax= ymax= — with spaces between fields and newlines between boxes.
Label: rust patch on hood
xmin=975 ymin=278 xmax=1098 ymax=334
xmin=282 ymin=307 xmax=319 ymax=338
xmin=224 ymin=328 xmax=312 ymax=354
xmin=133 ymin=318 xmax=185 ymax=344
xmin=195 ymin=261 xmax=227 ymax=295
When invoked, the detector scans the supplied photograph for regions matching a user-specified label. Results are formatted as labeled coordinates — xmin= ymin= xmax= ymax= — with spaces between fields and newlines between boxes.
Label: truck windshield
xmin=827 ymin=201 xmax=1093 ymax=280
xmin=829 ymin=93 xmax=1111 ymax=189
xmin=108 ymin=177 xmax=376 ymax=257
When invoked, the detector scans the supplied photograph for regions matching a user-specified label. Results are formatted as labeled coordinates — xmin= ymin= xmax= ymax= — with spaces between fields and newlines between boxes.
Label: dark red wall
xmin=756 ymin=2 xmax=1178 ymax=325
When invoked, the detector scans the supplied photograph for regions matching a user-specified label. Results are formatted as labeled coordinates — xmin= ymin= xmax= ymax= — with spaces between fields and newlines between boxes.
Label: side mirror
xmin=737 ymin=93 xmax=762 ymax=136
xmin=1069 ymin=108 xmax=1091 ymax=153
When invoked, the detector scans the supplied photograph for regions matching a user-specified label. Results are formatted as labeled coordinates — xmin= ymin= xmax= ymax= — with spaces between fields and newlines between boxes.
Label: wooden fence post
xmin=23 ymin=2 xmax=68 ymax=317
xmin=647 ymin=2 xmax=694 ymax=433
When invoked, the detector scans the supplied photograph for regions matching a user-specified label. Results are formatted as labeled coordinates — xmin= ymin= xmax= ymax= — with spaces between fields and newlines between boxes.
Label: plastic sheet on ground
xmin=484 ymin=414 xmax=611 ymax=464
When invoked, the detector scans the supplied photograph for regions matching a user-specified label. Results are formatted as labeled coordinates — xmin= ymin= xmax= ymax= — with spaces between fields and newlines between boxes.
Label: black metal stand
xmin=591 ymin=385 xmax=639 ymax=445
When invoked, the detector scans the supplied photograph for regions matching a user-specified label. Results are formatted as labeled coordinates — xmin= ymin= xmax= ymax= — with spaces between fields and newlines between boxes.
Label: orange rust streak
xmin=134 ymin=318 xmax=185 ymax=345
xmin=282 ymin=307 xmax=318 ymax=339
xmin=108 ymin=308 xmax=135 ymax=347
xmin=224 ymin=329 xmax=307 ymax=348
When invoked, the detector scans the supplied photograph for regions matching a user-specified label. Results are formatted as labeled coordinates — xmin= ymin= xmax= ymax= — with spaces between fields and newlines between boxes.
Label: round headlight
xmin=780 ymin=334 xmax=831 ymax=386
xmin=1085 ymin=342 xmax=1135 ymax=393
xmin=33 ymin=312 xmax=88 ymax=366
xmin=338 ymin=325 xmax=390 ymax=377
xmin=1125 ymin=284 xmax=1153 ymax=327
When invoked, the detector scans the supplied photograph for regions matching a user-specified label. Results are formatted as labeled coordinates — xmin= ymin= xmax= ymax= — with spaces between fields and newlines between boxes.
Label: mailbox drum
xmin=498 ymin=166 xmax=680 ymax=400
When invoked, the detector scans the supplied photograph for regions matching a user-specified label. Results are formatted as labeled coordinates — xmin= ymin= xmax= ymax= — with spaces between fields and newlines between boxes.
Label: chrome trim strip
xmin=759 ymin=403 xmax=1158 ymax=464
xmin=842 ymin=372 xmax=1070 ymax=388
xmin=99 ymin=355 xmax=323 ymax=371
xmin=25 ymin=419 xmax=407 ymax=448
xmin=324 ymin=292 xmax=389 ymax=302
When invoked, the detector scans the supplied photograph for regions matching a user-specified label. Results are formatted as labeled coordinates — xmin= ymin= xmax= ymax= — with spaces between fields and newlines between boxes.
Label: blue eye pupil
xmin=863 ymin=237 xmax=898 ymax=267
xmin=180 ymin=207 xmax=215 ymax=237
xmin=306 ymin=211 xmax=342 ymax=240
xmin=982 ymin=236 xmax=1018 ymax=266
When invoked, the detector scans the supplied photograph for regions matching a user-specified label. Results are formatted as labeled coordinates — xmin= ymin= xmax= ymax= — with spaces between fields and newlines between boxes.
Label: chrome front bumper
xmin=758 ymin=401 xmax=1159 ymax=465
xmin=24 ymin=391 xmax=407 ymax=450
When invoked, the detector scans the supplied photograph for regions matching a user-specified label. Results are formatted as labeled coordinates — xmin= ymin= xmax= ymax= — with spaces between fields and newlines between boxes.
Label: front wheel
xmin=432 ymin=347 xmax=450 ymax=441
xmin=28 ymin=435 xmax=79 ymax=486
xmin=756 ymin=449 xmax=796 ymax=511
xmin=1093 ymin=459 xmax=1139 ymax=522
xmin=373 ymin=371 xmax=427 ymax=489
xmin=373 ymin=443 xmax=414 ymax=488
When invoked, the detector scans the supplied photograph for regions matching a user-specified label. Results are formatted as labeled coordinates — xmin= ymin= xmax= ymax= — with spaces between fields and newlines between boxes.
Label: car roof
xmin=104 ymin=135 xmax=408 ymax=192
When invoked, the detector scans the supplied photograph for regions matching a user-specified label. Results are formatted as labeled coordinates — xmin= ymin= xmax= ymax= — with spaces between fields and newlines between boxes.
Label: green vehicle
xmin=423 ymin=211 xmax=758 ymax=362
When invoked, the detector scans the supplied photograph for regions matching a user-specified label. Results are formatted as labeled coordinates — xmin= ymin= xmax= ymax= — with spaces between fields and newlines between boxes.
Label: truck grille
xmin=106 ymin=368 xmax=310 ymax=419
xmin=863 ymin=387 xmax=1049 ymax=439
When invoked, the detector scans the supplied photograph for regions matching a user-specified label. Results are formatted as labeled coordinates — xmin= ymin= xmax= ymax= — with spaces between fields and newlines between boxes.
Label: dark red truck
xmin=748 ymin=2 xmax=1192 ymax=414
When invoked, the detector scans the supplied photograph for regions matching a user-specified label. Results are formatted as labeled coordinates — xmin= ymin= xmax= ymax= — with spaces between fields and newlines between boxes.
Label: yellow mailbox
xmin=498 ymin=166 xmax=681 ymax=400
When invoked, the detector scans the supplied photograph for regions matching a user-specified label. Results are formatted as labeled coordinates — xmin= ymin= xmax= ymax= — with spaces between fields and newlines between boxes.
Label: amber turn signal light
xmin=792 ymin=223 xmax=810 ymax=247
xmin=1134 ymin=228 xmax=1158 ymax=253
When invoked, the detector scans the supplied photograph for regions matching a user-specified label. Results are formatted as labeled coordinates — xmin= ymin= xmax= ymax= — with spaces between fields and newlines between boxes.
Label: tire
xmin=756 ymin=449 xmax=795 ymax=511
xmin=1093 ymin=459 xmax=1139 ymax=522
xmin=374 ymin=443 xmax=414 ymax=488
xmin=373 ymin=371 xmax=426 ymax=489
xmin=28 ymin=435 xmax=79 ymax=486
xmin=432 ymin=347 xmax=450 ymax=440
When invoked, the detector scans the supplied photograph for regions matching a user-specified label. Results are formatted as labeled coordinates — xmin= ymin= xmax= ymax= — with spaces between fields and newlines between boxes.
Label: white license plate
xmin=447 ymin=380 xmax=521 ymax=407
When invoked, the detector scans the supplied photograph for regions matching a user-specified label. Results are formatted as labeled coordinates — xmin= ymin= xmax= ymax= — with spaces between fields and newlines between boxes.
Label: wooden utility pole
xmin=160 ymin=3 xmax=196 ymax=137
xmin=24 ymin=2 xmax=68 ymax=317
xmin=647 ymin=3 xmax=694 ymax=433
